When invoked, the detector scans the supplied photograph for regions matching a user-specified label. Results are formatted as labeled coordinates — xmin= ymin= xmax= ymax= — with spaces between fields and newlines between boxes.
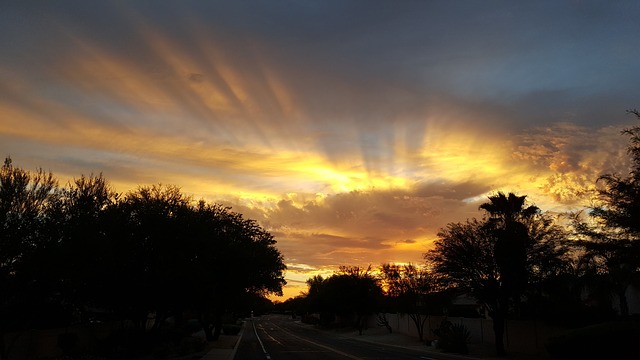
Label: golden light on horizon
xmin=2 ymin=1 xmax=636 ymax=302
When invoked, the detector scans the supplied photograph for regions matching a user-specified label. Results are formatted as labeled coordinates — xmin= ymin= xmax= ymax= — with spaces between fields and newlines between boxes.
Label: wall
xmin=373 ymin=313 xmax=566 ymax=355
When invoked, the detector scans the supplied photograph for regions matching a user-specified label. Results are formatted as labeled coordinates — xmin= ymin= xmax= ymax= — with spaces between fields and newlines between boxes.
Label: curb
xmin=228 ymin=321 xmax=245 ymax=360
xmin=344 ymin=334 xmax=484 ymax=360
xmin=200 ymin=321 xmax=245 ymax=360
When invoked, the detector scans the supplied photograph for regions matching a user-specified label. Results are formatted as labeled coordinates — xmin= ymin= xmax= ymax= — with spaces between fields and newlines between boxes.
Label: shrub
xmin=432 ymin=320 xmax=471 ymax=354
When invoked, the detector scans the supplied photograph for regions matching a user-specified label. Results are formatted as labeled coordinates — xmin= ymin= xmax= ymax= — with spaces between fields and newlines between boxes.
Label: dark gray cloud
xmin=4 ymin=1 xmax=639 ymax=132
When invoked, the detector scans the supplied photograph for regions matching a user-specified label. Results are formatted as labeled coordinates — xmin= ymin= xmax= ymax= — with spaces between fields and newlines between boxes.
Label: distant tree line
xmin=0 ymin=162 xmax=286 ymax=356
xmin=276 ymin=110 xmax=640 ymax=357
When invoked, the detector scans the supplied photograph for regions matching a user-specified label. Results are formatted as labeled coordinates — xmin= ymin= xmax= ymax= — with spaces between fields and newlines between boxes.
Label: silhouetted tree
xmin=481 ymin=193 xmax=539 ymax=300
xmin=565 ymin=221 xmax=632 ymax=321
xmin=594 ymin=110 xmax=640 ymax=234
xmin=305 ymin=274 xmax=326 ymax=306
xmin=0 ymin=157 xmax=58 ymax=279
xmin=115 ymin=185 xmax=193 ymax=327
xmin=186 ymin=201 xmax=286 ymax=340
xmin=0 ymin=157 xmax=287 ymax=358
xmin=53 ymin=174 xmax=119 ymax=320
xmin=379 ymin=263 xmax=433 ymax=341
xmin=304 ymin=274 xmax=330 ymax=323
xmin=305 ymin=266 xmax=382 ymax=334
xmin=0 ymin=157 xmax=59 ymax=359
xmin=426 ymin=219 xmax=500 ymax=349
xmin=426 ymin=193 xmax=568 ymax=356
xmin=336 ymin=266 xmax=382 ymax=334
xmin=482 ymin=192 xmax=539 ymax=356
xmin=573 ymin=109 xmax=640 ymax=317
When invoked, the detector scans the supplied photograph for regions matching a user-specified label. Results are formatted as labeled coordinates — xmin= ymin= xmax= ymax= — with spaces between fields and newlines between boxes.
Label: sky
xmin=2 ymin=1 xmax=640 ymax=300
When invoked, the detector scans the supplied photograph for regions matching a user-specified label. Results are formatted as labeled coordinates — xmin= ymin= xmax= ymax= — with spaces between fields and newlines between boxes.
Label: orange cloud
xmin=2 ymin=4 xmax=638 ymax=301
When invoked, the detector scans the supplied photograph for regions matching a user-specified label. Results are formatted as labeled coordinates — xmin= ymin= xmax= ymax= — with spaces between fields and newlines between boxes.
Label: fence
xmin=372 ymin=313 xmax=566 ymax=355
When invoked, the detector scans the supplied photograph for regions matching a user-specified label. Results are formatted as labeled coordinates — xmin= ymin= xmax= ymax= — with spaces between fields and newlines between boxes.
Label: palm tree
xmin=429 ymin=192 xmax=566 ymax=356
xmin=479 ymin=192 xmax=539 ymax=226
xmin=480 ymin=192 xmax=539 ymax=356
xmin=481 ymin=192 xmax=539 ymax=291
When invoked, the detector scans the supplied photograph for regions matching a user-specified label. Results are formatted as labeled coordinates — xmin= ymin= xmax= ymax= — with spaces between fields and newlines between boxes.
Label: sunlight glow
xmin=2 ymin=8 xmax=620 ymax=302
xmin=417 ymin=122 xmax=513 ymax=184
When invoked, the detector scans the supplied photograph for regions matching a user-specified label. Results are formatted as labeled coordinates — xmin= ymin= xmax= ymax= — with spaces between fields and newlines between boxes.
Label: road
xmin=234 ymin=314 xmax=446 ymax=360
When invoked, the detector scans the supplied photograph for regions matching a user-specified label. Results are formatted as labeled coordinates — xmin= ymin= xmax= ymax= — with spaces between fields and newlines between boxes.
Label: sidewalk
xmin=338 ymin=325 xmax=548 ymax=360
xmin=197 ymin=323 xmax=244 ymax=360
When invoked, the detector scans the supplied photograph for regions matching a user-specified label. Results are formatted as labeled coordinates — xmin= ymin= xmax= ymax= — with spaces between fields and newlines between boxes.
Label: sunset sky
xmin=2 ymin=1 xmax=640 ymax=299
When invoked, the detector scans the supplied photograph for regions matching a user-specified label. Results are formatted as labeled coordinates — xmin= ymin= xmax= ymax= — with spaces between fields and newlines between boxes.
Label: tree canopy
xmin=304 ymin=266 xmax=382 ymax=334
xmin=426 ymin=192 xmax=568 ymax=355
xmin=572 ymin=109 xmax=640 ymax=317
xmin=379 ymin=263 xmax=434 ymax=341
xmin=0 ymin=158 xmax=286 ymax=348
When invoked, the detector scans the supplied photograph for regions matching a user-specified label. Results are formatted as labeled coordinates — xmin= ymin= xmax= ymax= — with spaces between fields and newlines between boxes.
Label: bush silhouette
xmin=433 ymin=319 xmax=470 ymax=354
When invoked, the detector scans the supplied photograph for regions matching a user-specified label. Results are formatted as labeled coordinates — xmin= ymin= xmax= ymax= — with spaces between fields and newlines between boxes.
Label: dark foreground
xmin=235 ymin=314 xmax=454 ymax=360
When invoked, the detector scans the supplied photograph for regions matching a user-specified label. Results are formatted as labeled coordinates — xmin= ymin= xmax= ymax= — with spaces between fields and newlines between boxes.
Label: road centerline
xmin=268 ymin=322 xmax=365 ymax=360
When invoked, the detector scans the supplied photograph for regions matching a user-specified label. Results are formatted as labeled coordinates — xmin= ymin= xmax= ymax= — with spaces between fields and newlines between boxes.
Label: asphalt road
xmin=234 ymin=314 xmax=444 ymax=360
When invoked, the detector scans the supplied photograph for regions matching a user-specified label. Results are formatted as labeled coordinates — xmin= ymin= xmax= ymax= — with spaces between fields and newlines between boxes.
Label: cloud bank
xmin=2 ymin=1 xmax=640 ymax=298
